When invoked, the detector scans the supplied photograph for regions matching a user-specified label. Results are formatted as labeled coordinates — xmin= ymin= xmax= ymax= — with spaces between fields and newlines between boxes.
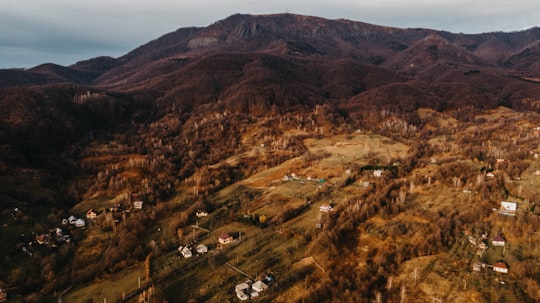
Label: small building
xmin=373 ymin=170 xmax=383 ymax=177
xmin=493 ymin=261 xmax=508 ymax=274
xmin=492 ymin=235 xmax=506 ymax=247
xmin=0 ymin=288 xmax=7 ymax=302
xmin=218 ymin=233 xmax=233 ymax=245
xmin=196 ymin=210 xmax=208 ymax=217
xmin=499 ymin=201 xmax=517 ymax=216
xmin=535 ymin=170 xmax=540 ymax=175
xmin=68 ymin=215 xmax=77 ymax=225
xmin=235 ymin=283 xmax=250 ymax=301
xmin=196 ymin=243 xmax=208 ymax=254
xmin=319 ymin=204 xmax=333 ymax=212
xmin=86 ymin=209 xmax=97 ymax=220
xmin=180 ymin=246 xmax=192 ymax=258
xmin=472 ymin=261 xmax=483 ymax=272
xmin=75 ymin=218 xmax=86 ymax=228
xmin=133 ymin=201 xmax=143 ymax=209
xmin=252 ymin=280 xmax=268 ymax=293
xmin=486 ymin=172 xmax=495 ymax=178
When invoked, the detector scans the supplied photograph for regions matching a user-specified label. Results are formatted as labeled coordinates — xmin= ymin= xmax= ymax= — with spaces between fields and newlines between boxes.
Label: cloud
xmin=1 ymin=1 xmax=539 ymax=68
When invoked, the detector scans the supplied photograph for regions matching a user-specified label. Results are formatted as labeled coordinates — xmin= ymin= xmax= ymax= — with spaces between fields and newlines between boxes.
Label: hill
xmin=0 ymin=13 xmax=540 ymax=303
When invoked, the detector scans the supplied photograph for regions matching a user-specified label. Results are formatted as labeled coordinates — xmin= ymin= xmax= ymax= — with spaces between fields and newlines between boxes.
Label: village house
xmin=196 ymin=210 xmax=208 ymax=217
xmin=180 ymin=246 xmax=192 ymax=258
xmin=493 ymin=261 xmax=509 ymax=274
xmin=252 ymin=280 xmax=268 ymax=293
xmin=218 ymin=233 xmax=233 ymax=245
xmin=499 ymin=201 xmax=517 ymax=216
xmin=68 ymin=215 xmax=77 ymax=225
xmin=75 ymin=218 xmax=86 ymax=228
xmin=86 ymin=209 xmax=97 ymax=220
xmin=373 ymin=170 xmax=383 ymax=177
xmin=235 ymin=282 xmax=250 ymax=301
xmin=133 ymin=201 xmax=143 ymax=209
xmin=472 ymin=261 xmax=484 ymax=272
xmin=319 ymin=204 xmax=333 ymax=212
xmin=492 ymin=235 xmax=506 ymax=247
xmin=196 ymin=243 xmax=208 ymax=254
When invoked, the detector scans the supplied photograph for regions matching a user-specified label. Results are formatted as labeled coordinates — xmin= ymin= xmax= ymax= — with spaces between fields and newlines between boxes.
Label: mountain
xmin=1 ymin=13 xmax=540 ymax=302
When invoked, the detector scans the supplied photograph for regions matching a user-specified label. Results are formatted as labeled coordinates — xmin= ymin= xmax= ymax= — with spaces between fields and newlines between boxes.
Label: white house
xmin=373 ymin=170 xmax=383 ymax=177
xmin=235 ymin=283 xmax=250 ymax=301
xmin=133 ymin=201 xmax=143 ymax=209
xmin=75 ymin=218 xmax=86 ymax=228
xmin=492 ymin=235 xmax=506 ymax=247
xmin=68 ymin=215 xmax=77 ymax=225
xmin=252 ymin=280 xmax=268 ymax=293
xmin=493 ymin=261 xmax=508 ymax=274
xmin=319 ymin=204 xmax=333 ymax=212
xmin=196 ymin=210 xmax=208 ymax=217
xmin=181 ymin=246 xmax=192 ymax=258
xmin=499 ymin=201 xmax=517 ymax=216
xmin=196 ymin=243 xmax=208 ymax=254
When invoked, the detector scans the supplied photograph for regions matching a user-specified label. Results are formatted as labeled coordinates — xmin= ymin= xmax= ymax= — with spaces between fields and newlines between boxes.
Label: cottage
xmin=493 ymin=261 xmax=508 ymax=274
xmin=181 ymin=246 xmax=192 ymax=258
xmin=218 ymin=233 xmax=233 ymax=245
xmin=319 ymin=204 xmax=333 ymax=212
xmin=86 ymin=209 xmax=97 ymax=220
xmin=252 ymin=280 xmax=268 ymax=293
xmin=373 ymin=170 xmax=383 ymax=177
xmin=196 ymin=210 xmax=208 ymax=217
xmin=472 ymin=262 xmax=482 ymax=272
xmin=75 ymin=218 xmax=86 ymax=228
xmin=499 ymin=201 xmax=517 ymax=216
xmin=68 ymin=215 xmax=77 ymax=225
xmin=492 ymin=235 xmax=506 ymax=247
xmin=486 ymin=172 xmax=495 ymax=178
xmin=235 ymin=282 xmax=250 ymax=301
xmin=196 ymin=243 xmax=208 ymax=254
xmin=133 ymin=201 xmax=143 ymax=209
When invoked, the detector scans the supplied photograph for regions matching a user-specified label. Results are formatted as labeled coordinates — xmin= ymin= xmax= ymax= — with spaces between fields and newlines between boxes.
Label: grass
xmin=63 ymin=264 xmax=145 ymax=303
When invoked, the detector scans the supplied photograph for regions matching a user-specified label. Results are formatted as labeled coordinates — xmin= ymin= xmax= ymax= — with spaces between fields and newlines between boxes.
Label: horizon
xmin=1 ymin=1 xmax=539 ymax=68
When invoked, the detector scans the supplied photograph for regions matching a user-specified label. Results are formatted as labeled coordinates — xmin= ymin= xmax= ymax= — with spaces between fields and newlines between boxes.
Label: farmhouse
xmin=252 ymin=280 xmax=268 ymax=293
xmin=180 ymin=246 xmax=192 ymax=258
xmin=373 ymin=170 xmax=383 ymax=177
xmin=86 ymin=209 xmax=97 ymax=220
xmin=218 ymin=233 xmax=233 ymax=245
xmin=319 ymin=204 xmax=333 ymax=212
xmin=493 ymin=261 xmax=508 ymax=274
xmin=499 ymin=201 xmax=517 ymax=216
xmin=133 ymin=201 xmax=143 ymax=209
xmin=235 ymin=282 xmax=250 ymax=301
xmin=68 ymin=215 xmax=77 ymax=224
xmin=196 ymin=210 xmax=208 ymax=217
xmin=196 ymin=243 xmax=208 ymax=254
xmin=492 ymin=235 xmax=506 ymax=247
xmin=75 ymin=218 xmax=86 ymax=228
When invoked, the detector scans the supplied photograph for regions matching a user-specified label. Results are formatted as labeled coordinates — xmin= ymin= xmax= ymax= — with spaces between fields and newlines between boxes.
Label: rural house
xmin=133 ymin=201 xmax=143 ymax=209
xmin=493 ymin=261 xmax=509 ymax=274
xmin=218 ymin=233 xmax=233 ymax=245
xmin=75 ymin=218 xmax=86 ymax=228
xmin=196 ymin=210 xmax=208 ymax=217
xmin=492 ymin=235 xmax=506 ymax=247
xmin=252 ymin=280 xmax=268 ymax=293
xmin=319 ymin=204 xmax=333 ymax=212
xmin=86 ymin=209 xmax=97 ymax=220
xmin=180 ymin=246 xmax=192 ymax=258
xmin=499 ymin=201 xmax=517 ymax=216
xmin=196 ymin=243 xmax=208 ymax=254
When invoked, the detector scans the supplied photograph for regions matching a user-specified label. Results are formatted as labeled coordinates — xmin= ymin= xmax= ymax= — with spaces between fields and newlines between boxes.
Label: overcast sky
xmin=1 ymin=0 xmax=539 ymax=68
